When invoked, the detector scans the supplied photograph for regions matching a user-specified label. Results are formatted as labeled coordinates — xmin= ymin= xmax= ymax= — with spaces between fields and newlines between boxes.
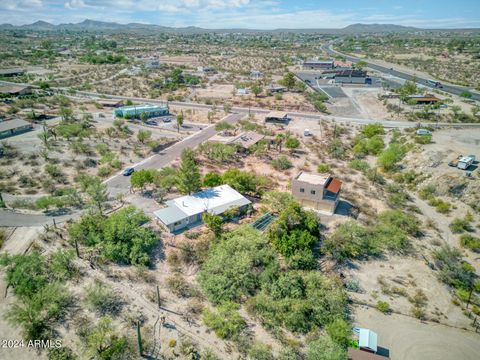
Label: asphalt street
xmin=321 ymin=44 xmax=480 ymax=102
xmin=103 ymin=113 xmax=243 ymax=197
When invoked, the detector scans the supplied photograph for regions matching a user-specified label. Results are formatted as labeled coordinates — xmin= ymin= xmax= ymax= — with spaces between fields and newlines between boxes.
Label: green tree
xmin=202 ymin=212 xmax=223 ymax=238
xmin=84 ymin=316 xmax=127 ymax=359
xmin=251 ymin=83 xmax=263 ymax=98
xmin=203 ymin=172 xmax=223 ymax=187
xmin=176 ymin=111 xmax=184 ymax=132
xmin=280 ymin=72 xmax=296 ymax=90
xmin=177 ymin=149 xmax=201 ymax=195
xmin=285 ymin=136 xmax=300 ymax=153
xmin=377 ymin=143 xmax=405 ymax=171
xmin=137 ymin=129 xmax=152 ymax=144
xmin=307 ymin=335 xmax=347 ymax=360
xmin=130 ymin=169 xmax=155 ymax=192
xmin=59 ymin=106 xmax=74 ymax=122
xmin=268 ymin=201 xmax=319 ymax=258
xmin=326 ymin=318 xmax=351 ymax=347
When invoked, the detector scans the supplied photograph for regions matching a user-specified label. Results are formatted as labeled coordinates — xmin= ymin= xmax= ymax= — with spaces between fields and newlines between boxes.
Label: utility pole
xmin=137 ymin=321 xmax=143 ymax=356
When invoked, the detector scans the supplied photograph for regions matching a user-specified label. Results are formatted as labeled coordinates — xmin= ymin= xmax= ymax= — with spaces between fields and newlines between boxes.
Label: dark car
xmin=123 ymin=167 xmax=135 ymax=176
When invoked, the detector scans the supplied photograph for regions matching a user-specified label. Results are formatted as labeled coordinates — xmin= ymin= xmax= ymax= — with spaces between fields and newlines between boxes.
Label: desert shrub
xmin=203 ymin=172 xmax=223 ymax=187
xmin=198 ymin=225 xmax=277 ymax=304
xmin=221 ymin=168 xmax=269 ymax=196
xmin=246 ymin=271 xmax=347 ymax=334
xmin=198 ymin=142 xmax=237 ymax=163
xmin=433 ymin=246 xmax=477 ymax=292
xmin=68 ymin=206 xmax=158 ymax=266
xmin=414 ymin=134 xmax=432 ymax=144
xmin=376 ymin=300 xmax=391 ymax=314
xmin=449 ymin=216 xmax=473 ymax=233
xmin=317 ymin=163 xmax=331 ymax=173
xmin=306 ymin=334 xmax=347 ymax=360
xmin=166 ymin=274 xmax=199 ymax=298
xmin=377 ymin=143 xmax=406 ymax=171
xmin=261 ymin=191 xmax=294 ymax=214
xmin=349 ymin=159 xmax=369 ymax=171
xmin=326 ymin=318 xmax=351 ymax=347
xmin=267 ymin=201 xmax=319 ymax=258
xmin=272 ymin=156 xmax=293 ymax=170
xmin=84 ymin=280 xmax=122 ymax=316
xmin=203 ymin=302 xmax=247 ymax=340
xmin=460 ymin=234 xmax=480 ymax=252
xmin=324 ymin=210 xmax=417 ymax=261
xmin=0 ymin=251 xmax=75 ymax=340
xmin=247 ymin=342 xmax=274 ymax=360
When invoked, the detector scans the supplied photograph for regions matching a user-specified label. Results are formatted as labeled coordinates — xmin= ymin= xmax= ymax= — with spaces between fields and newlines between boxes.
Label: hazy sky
xmin=1 ymin=0 xmax=479 ymax=28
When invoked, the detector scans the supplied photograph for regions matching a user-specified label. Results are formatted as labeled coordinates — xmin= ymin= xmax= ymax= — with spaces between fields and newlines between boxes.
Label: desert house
xmin=0 ymin=119 xmax=33 ymax=139
xmin=154 ymin=185 xmax=251 ymax=233
xmin=291 ymin=172 xmax=342 ymax=214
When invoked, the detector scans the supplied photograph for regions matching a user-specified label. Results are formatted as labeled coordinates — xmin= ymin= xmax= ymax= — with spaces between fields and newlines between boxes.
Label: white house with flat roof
xmin=154 ymin=184 xmax=251 ymax=233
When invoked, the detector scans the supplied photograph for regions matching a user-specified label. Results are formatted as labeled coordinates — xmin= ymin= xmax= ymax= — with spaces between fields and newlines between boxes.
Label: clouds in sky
xmin=0 ymin=0 xmax=478 ymax=28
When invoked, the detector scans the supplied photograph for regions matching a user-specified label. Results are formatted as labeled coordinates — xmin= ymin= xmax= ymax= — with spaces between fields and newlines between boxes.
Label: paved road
xmin=320 ymin=44 xmax=480 ymax=101
xmin=103 ymin=113 xmax=244 ymax=196
xmin=0 ymin=208 xmax=81 ymax=227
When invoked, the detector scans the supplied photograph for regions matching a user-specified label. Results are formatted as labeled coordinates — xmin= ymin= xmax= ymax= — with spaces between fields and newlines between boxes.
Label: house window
xmin=311 ymin=190 xmax=316 ymax=195
xmin=300 ymin=188 xmax=305 ymax=193
xmin=174 ymin=221 xmax=181 ymax=226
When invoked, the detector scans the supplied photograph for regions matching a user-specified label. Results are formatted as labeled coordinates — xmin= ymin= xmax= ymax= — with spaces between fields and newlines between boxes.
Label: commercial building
xmin=303 ymin=60 xmax=334 ymax=70
xmin=98 ymin=99 xmax=123 ymax=108
xmin=0 ymin=119 xmax=33 ymax=138
xmin=114 ymin=104 xmax=169 ymax=119
xmin=154 ymin=185 xmax=251 ymax=233
xmin=334 ymin=70 xmax=367 ymax=84
xmin=292 ymin=172 xmax=342 ymax=214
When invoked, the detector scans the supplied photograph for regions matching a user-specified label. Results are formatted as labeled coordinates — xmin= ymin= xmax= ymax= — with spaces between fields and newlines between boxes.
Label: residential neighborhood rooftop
xmin=153 ymin=184 xmax=251 ymax=226
xmin=295 ymin=172 xmax=330 ymax=186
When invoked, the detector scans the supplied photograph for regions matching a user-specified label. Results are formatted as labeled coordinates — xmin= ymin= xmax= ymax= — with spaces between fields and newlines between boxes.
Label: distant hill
xmin=341 ymin=23 xmax=418 ymax=33
xmin=0 ymin=19 xmax=475 ymax=34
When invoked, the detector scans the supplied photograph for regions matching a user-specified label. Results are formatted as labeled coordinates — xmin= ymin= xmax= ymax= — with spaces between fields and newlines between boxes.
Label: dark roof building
xmin=303 ymin=60 xmax=334 ymax=70
xmin=0 ymin=84 xmax=33 ymax=96
xmin=0 ymin=119 xmax=33 ymax=138
xmin=334 ymin=69 xmax=367 ymax=84
xmin=0 ymin=68 xmax=25 ymax=77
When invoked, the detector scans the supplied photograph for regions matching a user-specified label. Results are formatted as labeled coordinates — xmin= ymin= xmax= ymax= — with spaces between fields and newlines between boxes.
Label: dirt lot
xmin=353 ymin=307 xmax=480 ymax=360
xmin=342 ymin=87 xmax=391 ymax=120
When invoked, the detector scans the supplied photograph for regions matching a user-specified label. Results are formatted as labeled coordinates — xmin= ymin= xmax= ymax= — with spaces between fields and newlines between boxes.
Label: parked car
xmin=123 ymin=167 xmax=135 ymax=176
xmin=163 ymin=117 xmax=172 ymax=123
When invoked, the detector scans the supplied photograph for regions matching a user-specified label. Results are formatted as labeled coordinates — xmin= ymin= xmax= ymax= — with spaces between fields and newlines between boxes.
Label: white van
xmin=457 ymin=155 xmax=476 ymax=170
xmin=304 ymin=128 xmax=311 ymax=136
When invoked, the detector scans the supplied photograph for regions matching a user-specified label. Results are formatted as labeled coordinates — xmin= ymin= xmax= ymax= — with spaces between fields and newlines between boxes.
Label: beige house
xmin=292 ymin=172 xmax=342 ymax=214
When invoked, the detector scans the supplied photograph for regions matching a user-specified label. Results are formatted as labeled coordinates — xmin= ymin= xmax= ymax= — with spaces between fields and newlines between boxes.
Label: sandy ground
xmin=195 ymin=84 xmax=234 ymax=99
xmin=348 ymin=255 xmax=469 ymax=328
xmin=342 ymin=88 xmax=391 ymax=120
xmin=353 ymin=307 xmax=480 ymax=360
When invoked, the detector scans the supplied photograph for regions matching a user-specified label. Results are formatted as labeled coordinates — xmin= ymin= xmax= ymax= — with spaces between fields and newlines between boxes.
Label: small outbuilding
xmin=0 ymin=84 xmax=33 ymax=97
xmin=357 ymin=328 xmax=378 ymax=353
xmin=264 ymin=111 xmax=289 ymax=124
xmin=0 ymin=68 xmax=25 ymax=77
xmin=0 ymin=119 xmax=33 ymax=138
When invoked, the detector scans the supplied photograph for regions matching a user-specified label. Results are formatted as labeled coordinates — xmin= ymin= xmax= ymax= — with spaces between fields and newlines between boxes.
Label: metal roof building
xmin=154 ymin=185 xmax=251 ymax=233
xmin=114 ymin=104 xmax=169 ymax=119
xmin=0 ymin=119 xmax=33 ymax=138
xmin=356 ymin=328 xmax=378 ymax=353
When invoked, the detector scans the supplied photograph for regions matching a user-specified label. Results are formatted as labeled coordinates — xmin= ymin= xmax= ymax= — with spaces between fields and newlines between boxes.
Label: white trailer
xmin=457 ymin=155 xmax=476 ymax=170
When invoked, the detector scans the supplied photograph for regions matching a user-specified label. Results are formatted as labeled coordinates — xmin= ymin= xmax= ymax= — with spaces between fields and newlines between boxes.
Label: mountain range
xmin=0 ymin=19 xmax=475 ymax=34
